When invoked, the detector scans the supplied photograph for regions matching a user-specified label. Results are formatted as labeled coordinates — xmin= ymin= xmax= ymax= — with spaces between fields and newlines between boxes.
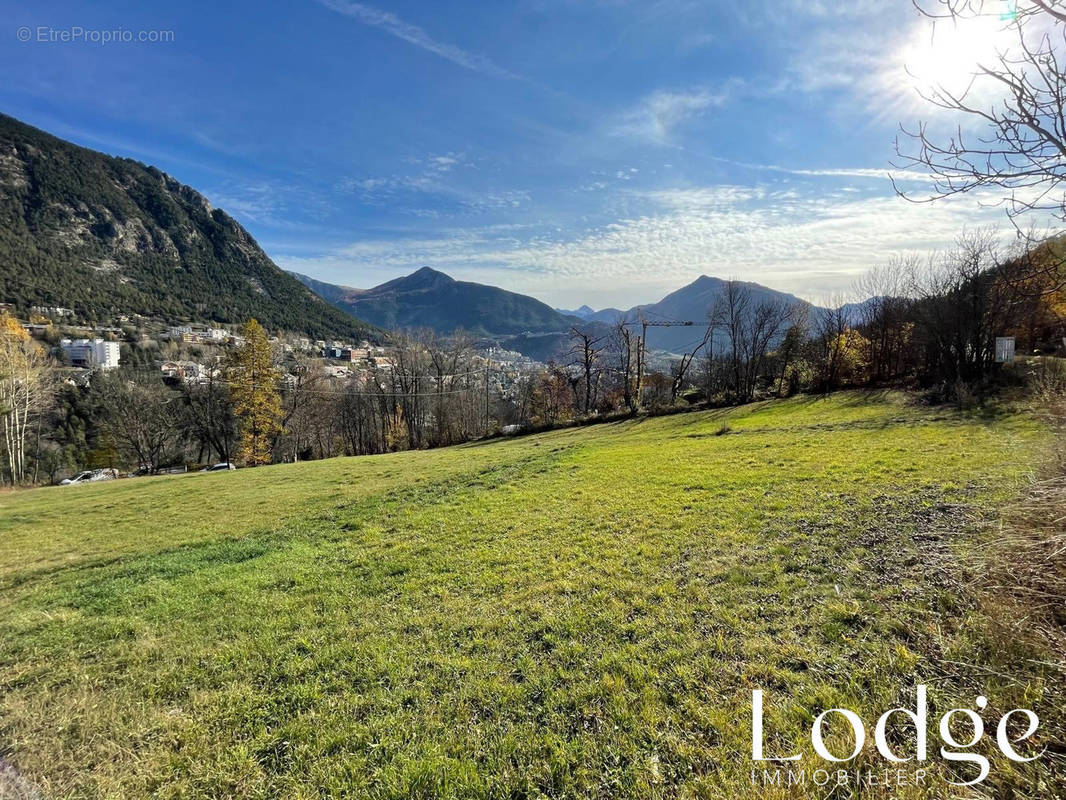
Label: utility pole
xmin=484 ymin=363 xmax=490 ymax=435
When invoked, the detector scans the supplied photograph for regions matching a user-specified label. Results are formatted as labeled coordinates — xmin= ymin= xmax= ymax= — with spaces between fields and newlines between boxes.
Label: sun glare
xmin=898 ymin=14 xmax=1012 ymax=97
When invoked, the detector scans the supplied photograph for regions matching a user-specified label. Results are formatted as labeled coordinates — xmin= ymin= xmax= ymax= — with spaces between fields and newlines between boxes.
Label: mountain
xmin=291 ymin=267 xmax=583 ymax=337
xmin=586 ymin=308 xmax=627 ymax=323
xmin=295 ymin=267 xmax=824 ymax=358
xmin=601 ymin=276 xmax=820 ymax=353
xmin=555 ymin=304 xmax=596 ymax=318
xmin=840 ymin=297 xmax=884 ymax=325
xmin=0 ymin=113 xmax=373 ymax=340
xmin=556 ymin=304 xmax=626 ymax=323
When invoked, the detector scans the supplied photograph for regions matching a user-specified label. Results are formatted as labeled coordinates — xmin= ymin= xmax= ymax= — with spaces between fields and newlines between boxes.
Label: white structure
xmin=61 ymin=338 xmax=120 ymax=370
xmin=995 ymin=336 xmax=1016 ymax=364
xmin=169 ymin=325 xmax=228 ymax=342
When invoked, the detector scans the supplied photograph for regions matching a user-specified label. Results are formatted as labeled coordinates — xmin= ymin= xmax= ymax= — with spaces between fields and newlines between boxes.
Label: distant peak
xmin=411 ymin=266 xmax=451 ymax=279
xmin=402 ymin=266 xmax=454 ymax=287
xmin=692 ymin=274 xmax=723 ymax=286
xmin=367 ymin=266 xmax=456 ymax=294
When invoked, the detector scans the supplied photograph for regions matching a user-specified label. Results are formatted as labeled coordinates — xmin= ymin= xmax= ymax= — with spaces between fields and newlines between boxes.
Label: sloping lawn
xmin=0 ymin=392 xmax=1056 ymax=798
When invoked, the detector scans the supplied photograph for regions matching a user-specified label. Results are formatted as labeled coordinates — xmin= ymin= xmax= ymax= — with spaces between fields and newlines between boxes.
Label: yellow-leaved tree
xmin=0 ymin=314 xmax=51 ymax=485
xmin=228 ymin=319 xmax=282 ymax=466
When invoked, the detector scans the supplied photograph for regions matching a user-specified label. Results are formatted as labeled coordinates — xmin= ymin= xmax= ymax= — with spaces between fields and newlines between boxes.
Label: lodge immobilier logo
xmin=750 ymin=686 xmax=1044 ymax=789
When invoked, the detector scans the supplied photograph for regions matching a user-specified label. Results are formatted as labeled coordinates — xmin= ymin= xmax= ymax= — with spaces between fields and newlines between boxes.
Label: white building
xmin=31 ymin=305 xmax=74 ymax=317
xmin=168 ymin=325 xmax=227 ymax=342
xmin=61 ymin=338 xmax=120 ymax=370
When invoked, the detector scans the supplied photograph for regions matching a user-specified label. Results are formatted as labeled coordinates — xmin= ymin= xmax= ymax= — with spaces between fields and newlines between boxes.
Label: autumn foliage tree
xmin=228 ymin=319 xmax=282 ymax=466
xmin=0 ymin=314 xmax=51 ymax=485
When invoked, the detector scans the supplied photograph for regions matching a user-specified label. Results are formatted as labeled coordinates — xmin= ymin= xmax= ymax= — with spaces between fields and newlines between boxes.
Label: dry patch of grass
xmin=959 ymin=402 xmax=1066 ymax=794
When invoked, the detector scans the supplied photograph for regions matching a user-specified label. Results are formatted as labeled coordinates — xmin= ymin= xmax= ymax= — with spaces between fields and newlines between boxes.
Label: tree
xmin=426 ymin=331 xmax=476 ymax=446
xmin=181 ymin=369 xmax=236 ymax=464
xmin=228 ymin=319 xmax=282 ymax=466
xmin=530 ymin=364 xmax=574 ymax=424
xmin=388 ymin=330 xmax=431 ymax=449
xmin=277 ymin=358 xmax=324 ymax=463
xmin=775 ymin=304 xmax=810 ymax=396
xmin=906 ymin=231 xmax=1038 ymax=395
xmin=612 ymin=320 xmax=638 ymax=412
xmin=670 ymin=326 xmax=713 ymax=404
xmin=0 ymin=315 xmax=51 ymax=485
xmin=896 ymin=1 xmax=1066 ymax=224
xmin=567 ymin=327 xmax=606 ymax=415
xmin=815 ymin=297 xmax=854 ymax=393
xmin=710 ymin=283 xmax=794 ymax=402
xmin=855 ymin=260 xmax=917 ymax=382
xmin=92 ymin=371 xmax=178 ymax=473
xmin=713 ymin=281 xmax=751 ymax=399
xmin=339 ymin=375 xmax=388 ymax=456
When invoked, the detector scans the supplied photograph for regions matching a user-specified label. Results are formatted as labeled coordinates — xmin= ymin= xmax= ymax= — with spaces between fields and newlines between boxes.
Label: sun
xmin=898 ymin=13 xmax=1012 ymax=98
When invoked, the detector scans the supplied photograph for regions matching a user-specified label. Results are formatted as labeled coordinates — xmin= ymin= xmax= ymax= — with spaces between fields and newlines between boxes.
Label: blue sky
xmin=2 ymin=0 xmax=1027 ymax=307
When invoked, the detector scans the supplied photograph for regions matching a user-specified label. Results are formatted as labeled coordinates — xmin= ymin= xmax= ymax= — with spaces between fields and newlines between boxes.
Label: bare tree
xmin=93 ymin=372 xmax=178 ymax=473
xmin=711 ymin=281 xmax=751 ymax=398
xmin=710 ymin=282 xmax=794 ymax=402
xmin=612 ymin=320 xmax=638 ymax=412
xmin=855 ymin=258 xmax=919 ymax=382
xmin=896 ymin=1 xmax=1066 ymax=224
xmin=670 ymin=326 xmax=713 ymax=403
xmin=815 ymin=295 xmax=854 ymax=393
xmin=530 ymin=364 xmax=574 ymax=424
xmin=740 ymin=299 xmax=793 ymax=401
xmin=388 ymin=330 xmax=431 ymax=449
xmin=774 ymin=303 xmax=811 ymax=396
xmin=907 ymin=229 xmax=1044 ymax=395
xmin=427 ymin=330 xmax=474 ymax=446
xmin=567 ymin=327 xmax=606 ymax=415
xmin=278 ymin=358 xmax=325 ymax=462
xmin=182 ymin=369 xmax=235 ymax=464
xmin=338 ymin=373 xmax=388 ymax=456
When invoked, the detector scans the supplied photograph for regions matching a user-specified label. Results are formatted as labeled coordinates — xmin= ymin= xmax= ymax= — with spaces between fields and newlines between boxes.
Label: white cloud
xmin=611 ymin=87 xmax=729 ymax=143
xmin=336 ymin=152 xmax=471 ymax=203
xmin=317 ymin=0 xmax=521 ymax=80
xmin=701 ymin=154 xmax=933 ymax=183
xmin=275 ymin=182 xmax=1029 ymax=306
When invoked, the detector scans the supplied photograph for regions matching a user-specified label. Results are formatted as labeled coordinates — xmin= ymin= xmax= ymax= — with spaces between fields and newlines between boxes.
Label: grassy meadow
xmin=0 ymin=392 xmax=1060 ymax=799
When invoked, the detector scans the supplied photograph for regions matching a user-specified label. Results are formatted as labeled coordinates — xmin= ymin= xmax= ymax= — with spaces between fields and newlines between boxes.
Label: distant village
xmin=3 ymin=304 xmax=545 ymax=401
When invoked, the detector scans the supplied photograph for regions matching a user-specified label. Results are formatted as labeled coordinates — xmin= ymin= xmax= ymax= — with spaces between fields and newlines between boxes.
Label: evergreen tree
xmin=228 ymin=319 xmax=282 ymax=466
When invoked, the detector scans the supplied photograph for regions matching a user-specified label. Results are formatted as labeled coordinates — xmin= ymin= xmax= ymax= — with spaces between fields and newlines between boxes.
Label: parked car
xmin=60 ymin=468 xmax=119 ymax=486
xmin=201 ymin=462 xmax=237 ymax=472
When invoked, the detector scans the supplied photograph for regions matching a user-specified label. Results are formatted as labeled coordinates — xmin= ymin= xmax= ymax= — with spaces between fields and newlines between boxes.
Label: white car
xmin=201 ymin=462 xmax=237 ymax=472
xmin=60 ymin=468 xmax=119 ymax=485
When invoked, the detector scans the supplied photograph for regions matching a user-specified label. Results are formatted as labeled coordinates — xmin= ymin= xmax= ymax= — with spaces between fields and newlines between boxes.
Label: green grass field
xmin=0 ymin=392 xmax=1058 ymax=799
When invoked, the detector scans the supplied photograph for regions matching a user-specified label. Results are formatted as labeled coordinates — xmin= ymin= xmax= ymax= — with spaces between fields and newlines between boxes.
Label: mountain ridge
xmin=0 ymin=113 xmax=374 ymax=340
xmin=290 ymin=267 xmax=583 ymax=337
xmin=294 ymin=268 xmax=835 ymax=356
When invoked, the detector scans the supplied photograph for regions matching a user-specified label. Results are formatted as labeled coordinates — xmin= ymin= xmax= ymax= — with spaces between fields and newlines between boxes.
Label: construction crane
xmin=622 ymin=315 xmax=699 ymax=401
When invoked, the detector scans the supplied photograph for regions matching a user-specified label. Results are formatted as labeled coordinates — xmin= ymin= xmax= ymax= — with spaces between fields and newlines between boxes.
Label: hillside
xmin=625 ymin=275 xmax=818 ymax=353
xmin=293 ymin=268 xmax=822 ymax=356
xmin=0 ymin=393 xmax=1058 ymax=799
xmin=0 ymin=114 xmax=373 ymax=340
xmin=291 ymin=267 xmax=581 ymax=337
